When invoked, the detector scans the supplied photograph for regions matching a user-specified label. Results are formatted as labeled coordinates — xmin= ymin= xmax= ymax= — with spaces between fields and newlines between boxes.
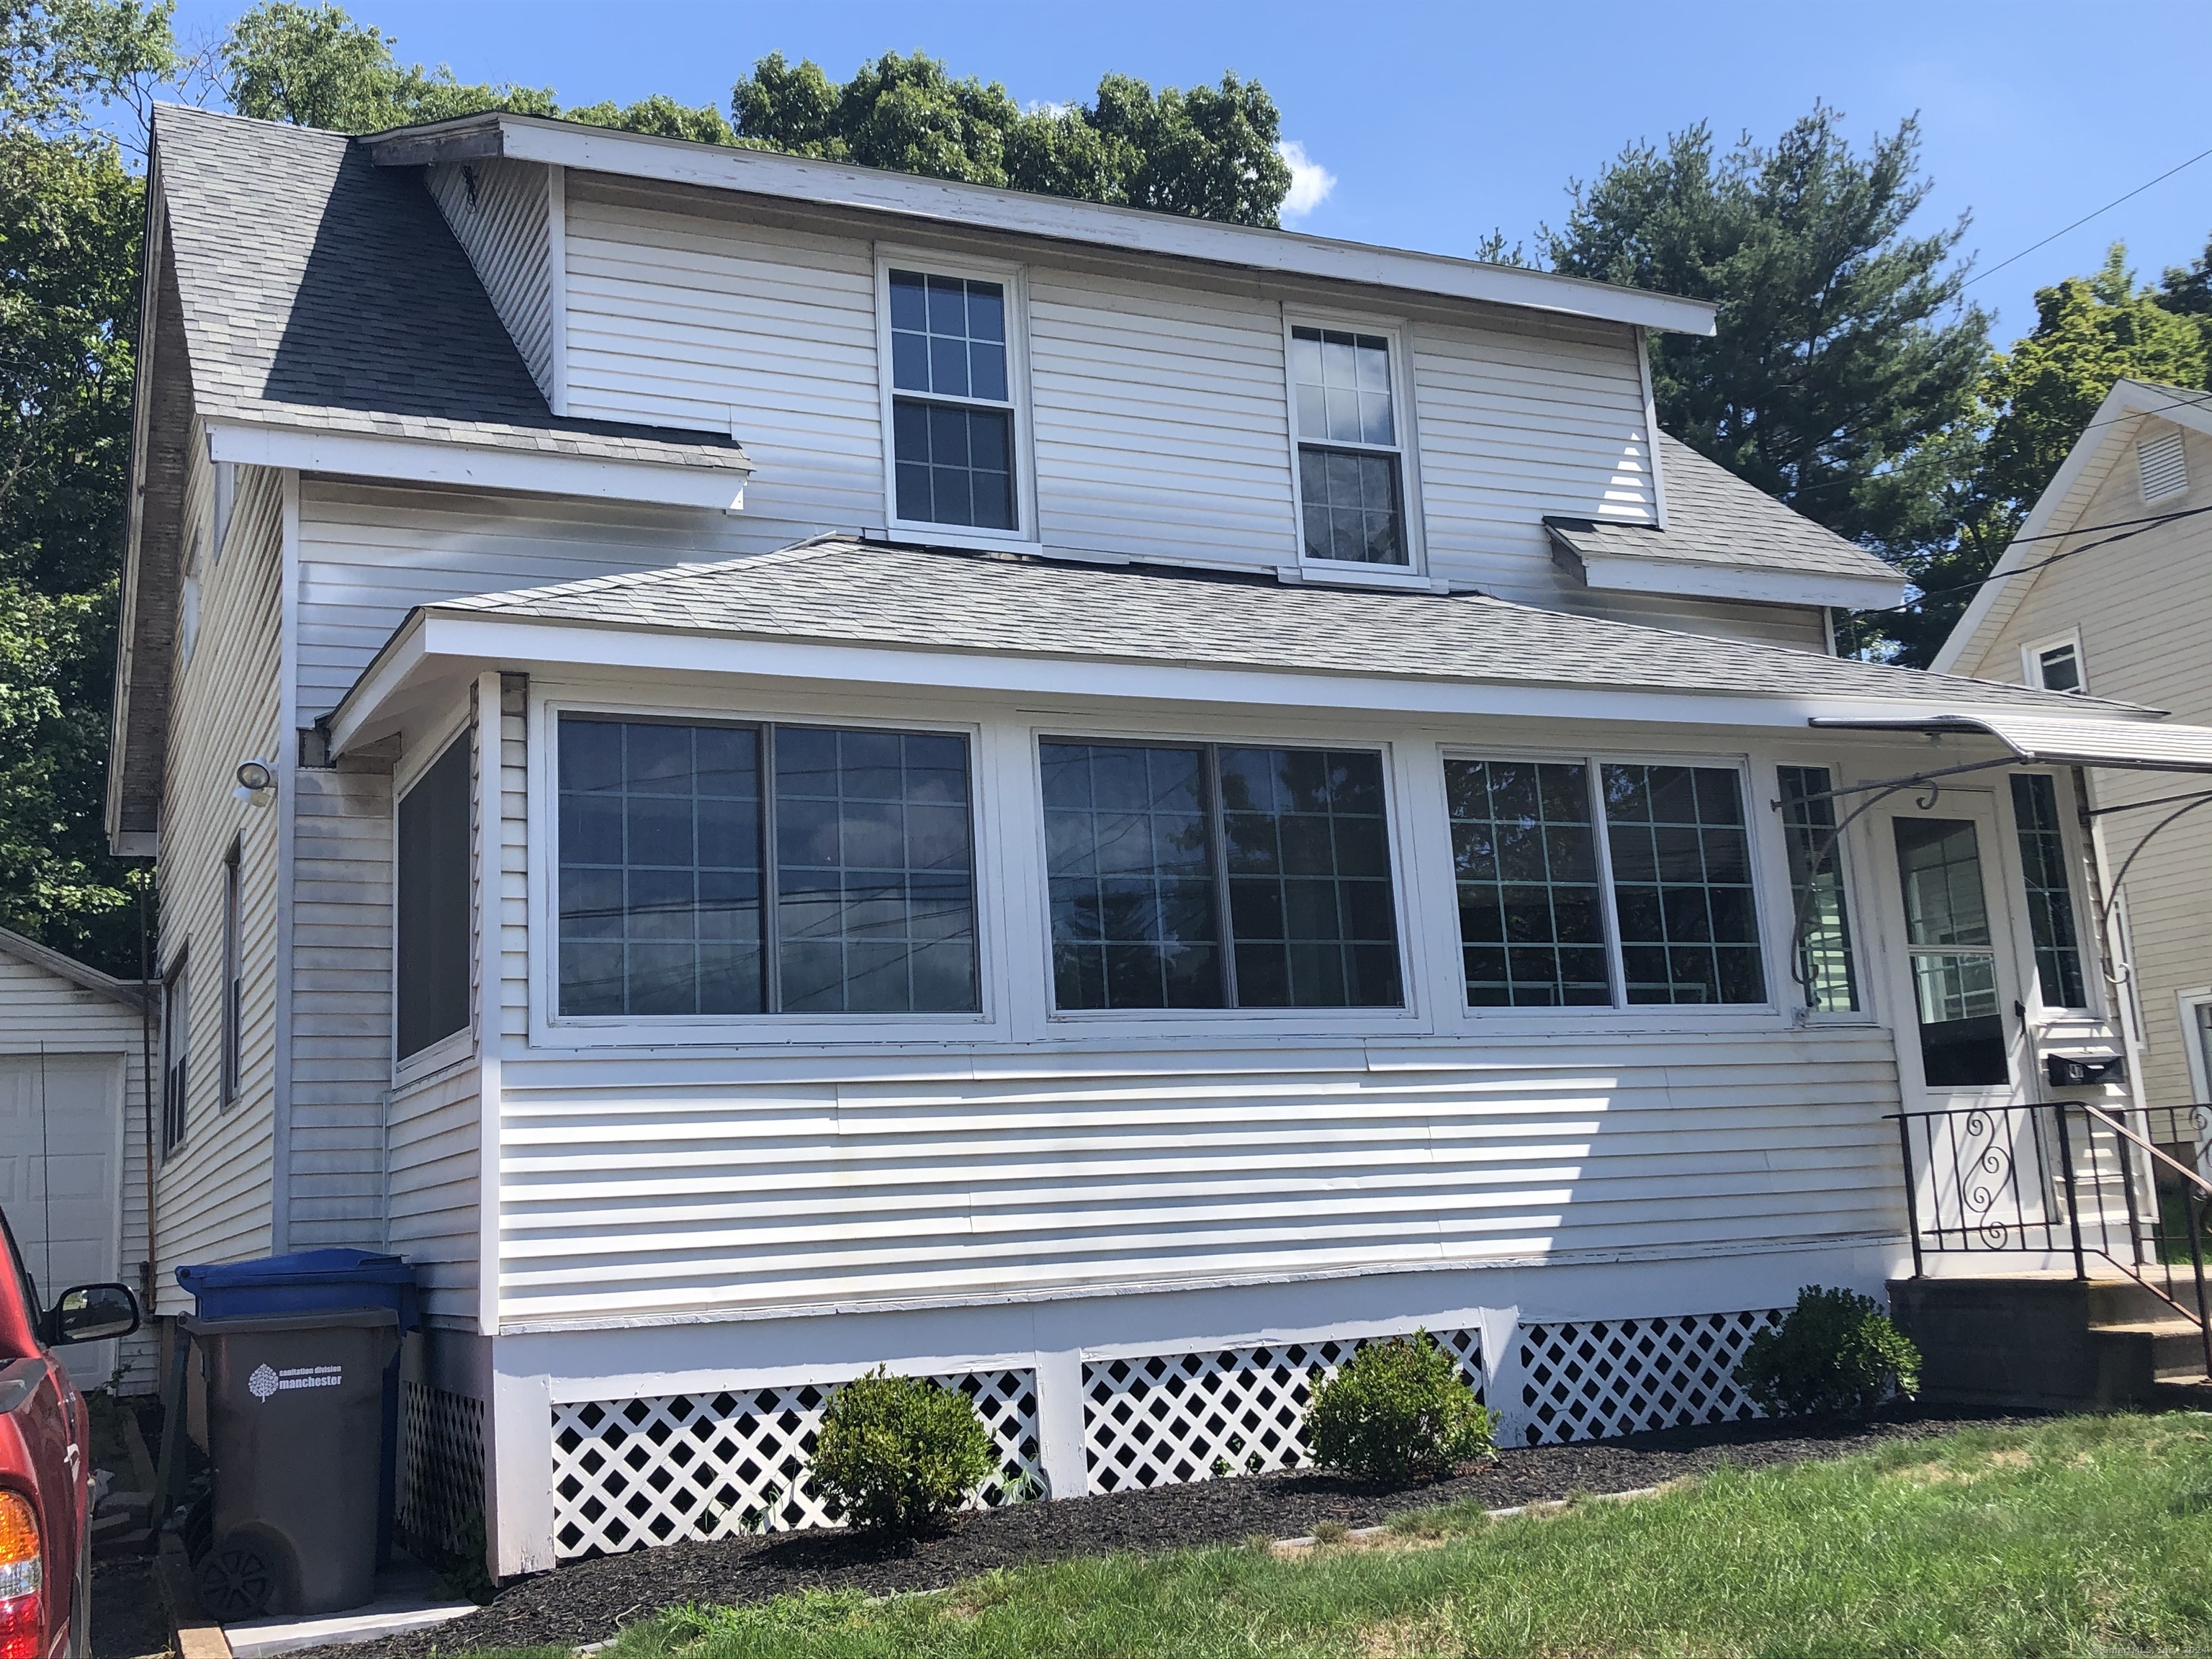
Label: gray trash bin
xmin=185 ymin=1308 xmax=401 ymax=1619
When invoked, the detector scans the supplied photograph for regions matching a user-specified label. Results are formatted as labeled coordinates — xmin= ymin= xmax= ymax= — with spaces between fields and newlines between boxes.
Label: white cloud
xmin=1275 ymin=140 xmax=1336 ymax=222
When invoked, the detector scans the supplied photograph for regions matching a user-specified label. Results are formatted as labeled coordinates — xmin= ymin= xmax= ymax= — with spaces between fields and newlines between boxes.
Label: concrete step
xmin=2088 ymin=1320 xmax=2212 ymax=1381
xmin=1892 ymin=1275 xmax=2212 ymax=1410
xmin=2152 ymin=1376 xmax=2212 ymax=1411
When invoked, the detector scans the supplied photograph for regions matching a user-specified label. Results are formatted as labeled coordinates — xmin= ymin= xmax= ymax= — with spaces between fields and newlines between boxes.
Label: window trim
xmin=2005 ymin=767 xmax=2098 ymax=1017
xmin=530 ymin=691 xmax=1004 ymax=1049
xmin=2022 ymin=630 xmax=2087 ymax=696
xmin=2175 ymin=986 xmax=2212 ymax=1105
xmin=392 ymin=714 xmax=477 ymax=1087
xmin=219 ymin=837 xmax=242 ymax=1107
xmin=1435 ymin=743 xmax=1781 ymax=1017
xmin=1280 ymin=307 xmax=1426 ymax=580
xmin=873 ymin=245 xmax=1040 ymax=555
xmin=1032 ymin=731 xmax=1414 ymax=1020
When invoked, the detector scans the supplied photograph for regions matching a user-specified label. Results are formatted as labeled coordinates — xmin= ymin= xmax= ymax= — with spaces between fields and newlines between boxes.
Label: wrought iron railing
xmin=1890 ymin=1100 xmax=2212 ymax=1375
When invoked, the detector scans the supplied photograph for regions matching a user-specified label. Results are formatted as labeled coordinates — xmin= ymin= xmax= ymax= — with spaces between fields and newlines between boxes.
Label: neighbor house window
xmin=1040 ymin=741 xmax=1401 ymax=1010
xmin=1777 ymin=765 xmax=1860 ymax=1013
xmin=396 ymin=735 xmax=472 ymax=1060
xmin=887 ymin=268 xmax=1018 ymax=533
xmin=1287 ymin=324 xmax=1411 ymax=566
xmin=1443 ymin=757 xmax=1768 ymax=1010
xmin=220 ymin=838 xmax=242 ymax=1104
xmin=2029 ymin=638 xmax=2084 ymax=694
xmin=558 ymin=716 xmax=979 ymax=1018
xmin=2010 ymin=773 xmax=2088 ymax=1009
xmin=161 ymin=960 xmax=187 ymax=1156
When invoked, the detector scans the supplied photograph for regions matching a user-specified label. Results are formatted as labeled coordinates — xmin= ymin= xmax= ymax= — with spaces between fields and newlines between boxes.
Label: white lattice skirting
xmin=1082 ymin=1327 xmax=1484 ymax=1495
xmin=1512 ymin=1310 xmax=1781 ymax=1445
xmin=398 ymin=1382 xmax=486 ymax=1561
xmin=550 ymin=1369 xmax=1043 ymax=1558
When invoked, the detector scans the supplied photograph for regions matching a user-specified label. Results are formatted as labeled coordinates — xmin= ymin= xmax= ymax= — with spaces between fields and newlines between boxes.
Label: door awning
xmin=1809 ymin=711 xmax=2212 ymax=773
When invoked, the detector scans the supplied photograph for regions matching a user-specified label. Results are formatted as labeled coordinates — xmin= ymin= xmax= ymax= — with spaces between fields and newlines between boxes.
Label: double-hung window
xmin=1287 ymin=323 xmax=1412 ymax=567
xmin=557 ymin=715 xmax=980 ymax=1019
xmin=886 ymin=266 xmax=1020 ymax=535
xmin=1444 ymin=756 xmax=1768 ymax=1009
xmin=1040 ymin=740 xmax=1402 ymax=1011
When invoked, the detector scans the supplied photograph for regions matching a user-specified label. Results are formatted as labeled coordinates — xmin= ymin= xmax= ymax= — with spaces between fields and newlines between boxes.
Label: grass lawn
xmin=459 ymin=1414 xmax=2212 ymax=1658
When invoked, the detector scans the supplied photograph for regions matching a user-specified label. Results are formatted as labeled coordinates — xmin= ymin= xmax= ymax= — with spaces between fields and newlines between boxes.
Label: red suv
xmin=0 ymin=1212 xmax=140 ymax=1659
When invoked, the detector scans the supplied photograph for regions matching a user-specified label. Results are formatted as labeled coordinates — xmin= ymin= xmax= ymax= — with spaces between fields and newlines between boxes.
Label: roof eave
xmin=361 ymin=114 xmax=1719 ymax=338
xmin=1555 ymin=541 xmax=1907 ymax=611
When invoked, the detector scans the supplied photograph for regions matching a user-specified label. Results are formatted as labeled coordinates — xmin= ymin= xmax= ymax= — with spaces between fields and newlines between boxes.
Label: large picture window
xmin=887 ymin=269 xmax=1018 ymax=534
xmin=557 ymin=716 xmax=979 ymax=1019
xmin=1287 ymin=324 xmax=1411 ymax=567
xmin=1444 ymin=755 xmax=1768 ymax=1010
xmin=396 ymin=734 xmax=472 ymax=1060
xmin=1040 ymin=741 xmax=1401 ymax=1012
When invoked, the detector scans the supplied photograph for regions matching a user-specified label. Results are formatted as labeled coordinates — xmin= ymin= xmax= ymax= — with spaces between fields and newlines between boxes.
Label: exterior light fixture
xmin=234 ymin=759 xmax=276 ymax=806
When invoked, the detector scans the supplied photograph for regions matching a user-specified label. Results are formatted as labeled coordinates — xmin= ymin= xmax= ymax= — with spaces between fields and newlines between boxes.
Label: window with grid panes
xmin=888 ymin=269 xmax=1017 ymax=532
xmin=1445 ymin=758 xmax=1609 ymax=1006
xmin=1777 ymin=765 xmax=1860 ymax=1012
xmin=2010 ymin=773 xmax=2087 ymax=1008
xmin=1287 ymin=325 xmax=1408 ymax=565
xmin=557 ymin=715 xmax=979 ymax=1018
xmin=1603 ymin=764 xmax=1766 ymax=1005
xmin=1040 ymin=741 xmax=1402 ymax=1010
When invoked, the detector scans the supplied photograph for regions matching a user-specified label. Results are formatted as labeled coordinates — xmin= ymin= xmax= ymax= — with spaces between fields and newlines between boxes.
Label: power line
xmin=1963 ymin=143 xmax=2212 ymax=290
xmin=1850 ymin=500 xmax=2212 ymax=615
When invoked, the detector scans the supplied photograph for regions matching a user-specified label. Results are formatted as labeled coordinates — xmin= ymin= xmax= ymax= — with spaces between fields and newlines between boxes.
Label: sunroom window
xmin=1444 ymin=756 xmax=1768 ymax=1010
xmin=2010 ymin=773 xmax=2087 ymax=1009
xmin=1777 ymin=765 xmax=1860 ymax=1013
xmin=1040 ymin=740 xmax=1402 ymax=1011
xmin=557 ymin=716 xmax=979 ymax=1018
xmin=888 ymin=269 xmax=1017 ymax=533
xmin=1287 ymin=325 xmax=1409 ymax=566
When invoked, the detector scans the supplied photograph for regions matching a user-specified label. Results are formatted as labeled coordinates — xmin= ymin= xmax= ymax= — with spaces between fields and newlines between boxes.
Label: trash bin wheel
xmin=197 ymin=1532 xmax=279 ymax=1622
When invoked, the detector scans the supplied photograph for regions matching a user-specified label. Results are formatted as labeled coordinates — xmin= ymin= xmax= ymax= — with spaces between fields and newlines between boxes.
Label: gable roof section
xmin=150 ymin=104 xmax=749 ymax=480
xmin=332 ymin=536 xmax=2141 ymax=754
xmin=1932 ymin=379 xmax=2212 ymax=675
xmin=1545 ymin=436 xmax=1907 ymax=611
xmin=361 ymin=113 xmax=1719 ymax=339
xmin=0 ymin=926 xmax=147 ymax=1010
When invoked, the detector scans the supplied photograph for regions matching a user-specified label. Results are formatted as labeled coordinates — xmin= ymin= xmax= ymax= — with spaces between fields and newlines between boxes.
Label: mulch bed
xmin=351 ymin=1406 xmax=2028 ymax=1658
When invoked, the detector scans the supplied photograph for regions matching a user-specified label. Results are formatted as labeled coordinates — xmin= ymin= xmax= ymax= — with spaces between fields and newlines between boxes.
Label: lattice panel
xmin=549 ymin=1368 xmax=1041 ymax=1558
xmin=1082 ymin=1327 xmax=1483 ymax=1495
xmin=1514 ymin=1309 xmax=1780 ymax=1446
xmin=397 ymin=1383 xmax=485 ymax=1561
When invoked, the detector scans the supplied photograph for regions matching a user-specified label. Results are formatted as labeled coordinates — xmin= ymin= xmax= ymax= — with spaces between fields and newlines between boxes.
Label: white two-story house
xmin=109 ymin=104 xmax=2212 ymax=1577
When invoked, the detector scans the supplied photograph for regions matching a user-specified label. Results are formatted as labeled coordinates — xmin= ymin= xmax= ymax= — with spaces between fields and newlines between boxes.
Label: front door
xmin=1878 ymin=791 xmax=2043 ymax=1251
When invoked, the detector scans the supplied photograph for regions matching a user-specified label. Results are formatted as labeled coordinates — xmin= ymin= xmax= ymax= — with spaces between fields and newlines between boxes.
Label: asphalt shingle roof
xmin=436 ymin=536 xmax=2137 ymax=715
xmin=151 ymin=104 xmax=747 ymax=472
xmin=1547 ymin=436 xmax=1899 ymax=585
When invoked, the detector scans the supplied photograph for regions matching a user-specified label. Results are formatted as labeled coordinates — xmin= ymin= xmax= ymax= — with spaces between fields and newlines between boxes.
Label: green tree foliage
xmin=222 ymin=1 xmax=554 ymax=132
xmin=0 ymin=0 xmax=171 ymax=973
xmin=731 ymin=52 xmax=1293 ymax=225
xmin=1547 ymin=108 xmax=1988 ymax=562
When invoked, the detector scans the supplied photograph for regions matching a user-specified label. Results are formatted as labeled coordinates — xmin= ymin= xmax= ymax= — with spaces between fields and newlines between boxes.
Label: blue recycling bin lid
xmin=176 ymin=1249 xmax=420 ymax=1329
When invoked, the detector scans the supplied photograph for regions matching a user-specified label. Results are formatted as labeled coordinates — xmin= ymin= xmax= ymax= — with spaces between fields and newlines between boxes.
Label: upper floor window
xmin=1287 ymin=324 xmax=1411 ymax=567
xmin=557 ymin=715 xmax=980 ymax=1019
xmin=1040 ymin=739 xmax=1403 ymax=1012
xmin=2028 ymin=635 xmax=2084 ymax=695
xmin=1444 ymin=755 xmax=1768 ymax=1010
xmin=886 ymin=267 xmax=1020 ymax=535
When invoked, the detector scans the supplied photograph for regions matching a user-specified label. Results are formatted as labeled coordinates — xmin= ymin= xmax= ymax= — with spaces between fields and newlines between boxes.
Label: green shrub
xmin=1737 ymin=1285 xmax=1922 ymax=1420
xmin=1305 ymin=1330 xmax=1500 ymax=1483
xmin=810 ymin=1367 xmax=996 ymax=1532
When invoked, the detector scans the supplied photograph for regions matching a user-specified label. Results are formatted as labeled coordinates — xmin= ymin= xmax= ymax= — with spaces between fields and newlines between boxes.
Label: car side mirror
xmin=45 ymin=1284 xmax=140 ymax=1347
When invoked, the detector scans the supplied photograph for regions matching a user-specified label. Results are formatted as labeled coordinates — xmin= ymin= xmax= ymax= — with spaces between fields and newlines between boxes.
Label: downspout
xmin=138 ymin=870 xmax=156 ymax=1313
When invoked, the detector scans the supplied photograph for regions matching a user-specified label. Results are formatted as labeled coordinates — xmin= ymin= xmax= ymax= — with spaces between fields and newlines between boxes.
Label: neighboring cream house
xmin=1936 ymin=379 xmax=2212 ymax=1157
xmin=110 ymin=106 xmax=2212 ymax=1577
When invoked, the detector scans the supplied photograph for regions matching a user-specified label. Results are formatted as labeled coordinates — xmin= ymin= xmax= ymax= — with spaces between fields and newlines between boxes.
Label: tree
xmin=222 ymin=1 xmax=553 ymax=132
xmin=732 ymin=52 xmax=1292 ymax=227
xmin=0 ymin=0 xmax=174 ymax=972
xmin=1547 ymin=108 xmax=1989 ymax=564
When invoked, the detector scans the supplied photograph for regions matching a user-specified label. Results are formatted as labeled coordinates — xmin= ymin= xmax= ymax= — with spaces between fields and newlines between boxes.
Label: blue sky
xmin=166 ymin=0 xmax=2212 ymax=343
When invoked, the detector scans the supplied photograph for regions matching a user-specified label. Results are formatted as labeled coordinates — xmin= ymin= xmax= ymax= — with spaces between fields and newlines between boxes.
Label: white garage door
xmin=0 ymin=1054 xmax=123 ymax=1388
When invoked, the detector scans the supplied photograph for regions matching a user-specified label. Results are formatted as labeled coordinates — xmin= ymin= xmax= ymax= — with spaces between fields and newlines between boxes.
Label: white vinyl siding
xmin=152 ymin=460 xmax=283 ymax=1306
xmin=426 ymin=158 xmax=557 ymax=401
xmin=493 ymin=1027 xmax=1903 ymax=1326
xmin=0 ymin=958 xmax=153 ymax=1390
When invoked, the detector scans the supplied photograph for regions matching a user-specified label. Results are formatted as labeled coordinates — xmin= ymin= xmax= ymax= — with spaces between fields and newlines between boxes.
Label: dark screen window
xmin=397 ymin=736 xmax=472 ymax=1058
xmin=1604 ymin=764 xmax=1766 ymax=1005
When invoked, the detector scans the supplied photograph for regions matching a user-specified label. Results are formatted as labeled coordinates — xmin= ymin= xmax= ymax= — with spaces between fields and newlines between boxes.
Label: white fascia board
xmin=339 ymin=607 xmax=2089 ymax=742
xmin=1930 ymin=380 xmax=2212 ymax=673
xmin=1569 ymin=549 xmax=1905 ymax=611
xmin=203 ymin=420 xmax=748 ymax=511
xmin=454 ymin=118 xmax=1717 ymax=338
